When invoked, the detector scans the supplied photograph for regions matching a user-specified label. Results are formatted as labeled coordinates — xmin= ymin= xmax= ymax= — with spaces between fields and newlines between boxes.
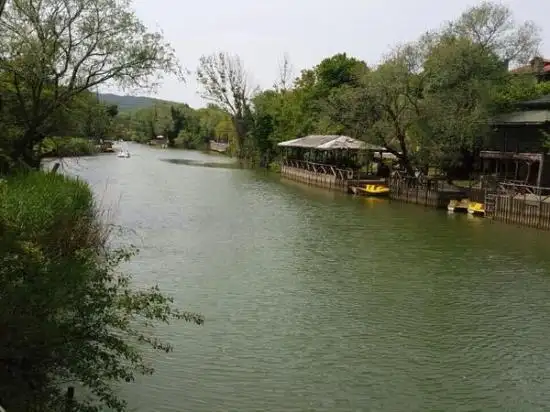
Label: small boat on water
xmin=467 ymin=201 xmax=485 ymax=216
xmin=117 ymin=150 xmax=130 ymax=158
xmin=447 ymin=198 xmax=469 ymax=213
xmin=351 ymin=184 xmax=390 ymax=197
xmin=116 ymin=142 xmax=131 ymax=158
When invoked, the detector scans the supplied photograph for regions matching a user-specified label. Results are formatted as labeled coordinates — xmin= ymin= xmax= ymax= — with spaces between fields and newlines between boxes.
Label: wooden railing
xmin=484 ymin=181 xmax=550 ymax=229
xmin=494 ymin=181 xmax=550 ymax=200
xmin=282 ymin=160 xmax=356 ymax=180
xmin=388 ymin=171 xmax=448 ymax=192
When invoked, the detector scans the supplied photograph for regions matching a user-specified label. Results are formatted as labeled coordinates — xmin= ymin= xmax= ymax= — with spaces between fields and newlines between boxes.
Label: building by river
xmin=277 ymin=135 xmax=391 ymax=192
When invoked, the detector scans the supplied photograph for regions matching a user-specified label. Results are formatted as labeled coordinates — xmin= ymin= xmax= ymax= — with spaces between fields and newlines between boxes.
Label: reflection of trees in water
xmin=362 ymin=197 xmax=388 ymax=208
xmin=160 ymin=158 xmax=241 ymax=170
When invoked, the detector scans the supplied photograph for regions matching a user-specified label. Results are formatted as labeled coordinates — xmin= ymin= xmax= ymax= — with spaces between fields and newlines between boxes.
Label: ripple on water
xmin=67 ymin=147 xmax=550 ymax=412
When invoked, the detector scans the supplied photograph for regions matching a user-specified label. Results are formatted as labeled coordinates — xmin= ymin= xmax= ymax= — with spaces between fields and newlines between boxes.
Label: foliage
xmin=0 ymin=172 xmax=203 ymax=411
xmin=446 ymin=1 xmax=541 ymax=67
xmin=0 ymin=0 xmax=181 ymax=169
xmin=196 ymin=53 xmax=253 ymax=157
xmin=492 ymin=76 xmax=550 ymax=111
xmin=114 ymin=102 xmax=231 ymax=149
xmin=40 ymin=136 xmax=98 ymax=158
xmin=237 ymin=1 xmax=546 ymax=177
xmin=417 ymin=36 xmax=508 ymax=173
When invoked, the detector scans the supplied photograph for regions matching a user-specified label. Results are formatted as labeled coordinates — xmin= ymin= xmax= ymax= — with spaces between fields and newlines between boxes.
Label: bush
xmin=0 ymin=172 xmax=203 ymax=411
xmin=40 ymin=136 xmax=98 ymax=157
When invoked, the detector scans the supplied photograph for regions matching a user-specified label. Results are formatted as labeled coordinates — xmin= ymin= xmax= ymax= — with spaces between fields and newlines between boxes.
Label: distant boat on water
xmin=116 ymin=142 xmax=131 ymax=158
xmin=117 ymin=150 xmax=130 ymax=158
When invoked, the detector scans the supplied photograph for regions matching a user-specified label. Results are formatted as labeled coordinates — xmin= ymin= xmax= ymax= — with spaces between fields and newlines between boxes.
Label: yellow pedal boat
xmin=352 ymin=184 xmax=390 ymax=197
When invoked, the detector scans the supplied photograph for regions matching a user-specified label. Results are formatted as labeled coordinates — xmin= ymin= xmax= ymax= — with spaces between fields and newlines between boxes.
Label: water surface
xmin=63 ymin=143 xmax=550 ymax=412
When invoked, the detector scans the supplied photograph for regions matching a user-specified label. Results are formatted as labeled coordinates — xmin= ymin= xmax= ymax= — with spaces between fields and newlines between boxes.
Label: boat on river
xmin=116 ymin=142 xmax=131 ymax=158
xmin=351 ymin=184 xmax=390 ymax=197
xmin=117 ymin=149 xmax=130 ymax=158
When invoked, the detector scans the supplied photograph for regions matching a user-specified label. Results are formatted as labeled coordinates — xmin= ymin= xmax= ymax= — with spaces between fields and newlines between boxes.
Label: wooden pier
xmin=484 ymin=182 xmax=550 ymax=230
xmin=281 ymin=160 xmax=353 ymax=192
xmin=388 ymin=176 xmax=466 ymax=209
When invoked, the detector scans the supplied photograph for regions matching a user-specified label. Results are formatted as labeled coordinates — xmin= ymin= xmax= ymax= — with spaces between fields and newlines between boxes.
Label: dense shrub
xmin=40 ymin=137 xmax=98 ymax=158
xmin=0 ymin=172 xmax=203 ymax=411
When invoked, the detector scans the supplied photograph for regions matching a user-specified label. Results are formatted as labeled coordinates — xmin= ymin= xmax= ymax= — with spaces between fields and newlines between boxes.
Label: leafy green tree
xmin=197 ymin=53 xmax=252 ymax=158
xmin=0 ymin=0 xmax=181 ymax=169
xmin=418 ymin=36 xmax=508 ymax=176
xmin=311 ymin=53 xmax=367 ymax=96
xmin=447 ymin=1 xmax=541 ymax=67
xmin=361 ymin=44 xmax=427 ymax=174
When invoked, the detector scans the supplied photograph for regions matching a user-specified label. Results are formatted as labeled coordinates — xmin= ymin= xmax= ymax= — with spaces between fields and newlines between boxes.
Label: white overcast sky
xmin=104 ymin=0 xmax=550 ymax=108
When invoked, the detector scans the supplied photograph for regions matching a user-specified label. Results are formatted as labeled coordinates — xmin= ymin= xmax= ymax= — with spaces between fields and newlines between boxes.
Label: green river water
xmin=63 ymin=143 xmax=550 ymax=412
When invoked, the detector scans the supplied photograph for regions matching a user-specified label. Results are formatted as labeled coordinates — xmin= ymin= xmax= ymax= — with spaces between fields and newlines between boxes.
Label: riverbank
xmin=0 ymin=168 xmax=202 ymax=411
xmin=278 ymin=159 xmax=550 ymax=231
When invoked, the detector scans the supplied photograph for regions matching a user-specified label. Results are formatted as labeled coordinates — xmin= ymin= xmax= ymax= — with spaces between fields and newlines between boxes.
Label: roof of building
xmin=277 ymin=135 xmax=386 ymax=151
xmin=511 ymin=57 xmax=550 ymax=74
xmin=490 ymin=109 xmax=550 ymax=125
xmin=517 ymin=94 xmax=550 ymax=109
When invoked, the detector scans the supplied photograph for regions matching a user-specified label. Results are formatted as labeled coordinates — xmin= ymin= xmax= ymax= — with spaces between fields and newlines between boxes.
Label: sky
xmin=104 ymin=0 xmax=550 ymax=108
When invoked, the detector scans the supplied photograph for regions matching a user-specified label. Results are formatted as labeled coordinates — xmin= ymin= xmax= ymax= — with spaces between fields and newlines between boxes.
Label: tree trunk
xmin=12 ymin=130 xmax=42 ymax=170
xmin=232 ymin=116 xmax=247 ymax=159
xmin=397 ymin=133 xmax=414 ymax=175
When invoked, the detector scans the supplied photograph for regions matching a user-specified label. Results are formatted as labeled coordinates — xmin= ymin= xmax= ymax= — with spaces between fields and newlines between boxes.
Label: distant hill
xmin=97 ymin=93 xmax=181 ymax=111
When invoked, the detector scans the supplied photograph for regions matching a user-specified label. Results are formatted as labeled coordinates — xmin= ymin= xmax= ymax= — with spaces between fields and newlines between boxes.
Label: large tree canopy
xmin=0 ymin=0 xmax=181 ymax=168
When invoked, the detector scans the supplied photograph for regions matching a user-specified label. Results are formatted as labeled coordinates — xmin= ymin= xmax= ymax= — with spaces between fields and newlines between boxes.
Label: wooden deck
xmin=280 ymin=161 xmax=350 ymax=192
xmin=280 ymin=160 xmax=388 ymax=193
xmin=388 ymin=177 xmax=467 ymax=209
xmin=484 ymin=182 xmax=550 ymax=230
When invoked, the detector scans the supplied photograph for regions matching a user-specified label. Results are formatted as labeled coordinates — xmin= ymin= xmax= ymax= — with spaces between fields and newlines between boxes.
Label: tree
xmin=313 ymin=53 xmax=367 ymax=94
xmin=80 ymin=98 xmax=120 ymax=141
xmin=0 ymin=0 xmax=181 ymax=168
xmin=274 ymin=53 xmax=293 ymax=92
xmin=320 ymin=84 xmax=378 ymax=139
xmin=363 ymin=43 xmax=427 ymax=173
xmin=492 ymin=75 xmax=550 ymax=112
xmin=166 ymin=106 xmax=185 ymax=147
xmin=447 ymin=1 xmax=541 ymax=67
xmin=196 ymin=52 xmax=252 ymax=158
xmin=419 ymin=36 xmax=508 ymax=177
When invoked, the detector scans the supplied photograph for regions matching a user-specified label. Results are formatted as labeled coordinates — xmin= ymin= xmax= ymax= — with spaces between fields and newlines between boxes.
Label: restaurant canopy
xmin=278 ymin=135 xmax=386 ymax=151
xmin=490 ymin=110 xmax=550 ymax=126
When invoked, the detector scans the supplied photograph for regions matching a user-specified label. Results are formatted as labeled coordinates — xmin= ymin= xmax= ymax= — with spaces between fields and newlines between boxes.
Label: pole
xmin=0 ymin=0 xmax=7 ymax=20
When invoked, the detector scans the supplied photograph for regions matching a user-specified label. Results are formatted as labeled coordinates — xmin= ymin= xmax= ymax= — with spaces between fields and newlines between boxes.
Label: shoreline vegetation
xmin=109 ymin=3 xmax=549 ymax=181
xmin=0 ymin=0 xmax=548 ymax=411
xmin=0 ymin=0 xmax=204 ymax=408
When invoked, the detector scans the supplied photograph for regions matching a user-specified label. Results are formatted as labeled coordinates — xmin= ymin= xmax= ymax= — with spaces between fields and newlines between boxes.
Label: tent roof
xmin=277 ymin=135 xmax=386 ymax=151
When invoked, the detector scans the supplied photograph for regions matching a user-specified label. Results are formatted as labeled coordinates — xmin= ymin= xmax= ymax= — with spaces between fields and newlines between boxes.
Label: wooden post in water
xmin=65 ymin=386 xmax=75 ymax=412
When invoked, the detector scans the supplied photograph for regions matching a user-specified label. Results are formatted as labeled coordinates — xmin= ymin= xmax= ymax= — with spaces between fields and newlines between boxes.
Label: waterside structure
xmin=276 ymin=114 xmax=550 ymax=231
xmin=278 ymin=135 xmax=390 ymax=192
xmin=209 ymin=140 xmax=229 ymax=153
xmin=466 ymin=95 xmax=550 ymax=229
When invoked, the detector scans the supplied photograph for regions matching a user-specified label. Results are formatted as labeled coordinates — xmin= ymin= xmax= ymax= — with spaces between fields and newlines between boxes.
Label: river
xmin=61 ymin=143 xmax=550 ymax=412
